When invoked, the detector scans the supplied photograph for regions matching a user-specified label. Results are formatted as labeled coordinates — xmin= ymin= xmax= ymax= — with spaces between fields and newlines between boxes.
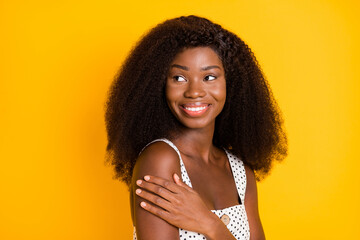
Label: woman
xmin=105 ymin=15 xmax=287 ymax=240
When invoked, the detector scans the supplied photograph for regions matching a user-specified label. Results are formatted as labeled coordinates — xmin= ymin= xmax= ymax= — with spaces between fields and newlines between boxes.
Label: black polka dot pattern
xmin=133 ymin=139 xmax=250 ymax=240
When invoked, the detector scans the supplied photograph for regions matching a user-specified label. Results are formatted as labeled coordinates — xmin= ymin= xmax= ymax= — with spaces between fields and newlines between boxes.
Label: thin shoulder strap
xmin=139 ymin=138 xmax=193 ymax=188
xmin=139 ymin=138 xmax=181 ymax=159
xmin=224 ymin=149 xmax=247 ymax=204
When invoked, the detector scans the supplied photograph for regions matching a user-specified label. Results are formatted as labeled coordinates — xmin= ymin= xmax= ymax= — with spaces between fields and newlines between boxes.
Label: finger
xmin=136 ymin=179 xmax=180 ymax=203
xmin=135 ymin=187 xmax=173 ymax=211
xmin=143 ymin=175 xmax=180 ymax=193
xmin=139 ymin=201 xmax=174 ymax=224
xmin=173 ymin=173 xmax=185 ymax=186
xmin=173 ymin=173 xmax=193 ymax=191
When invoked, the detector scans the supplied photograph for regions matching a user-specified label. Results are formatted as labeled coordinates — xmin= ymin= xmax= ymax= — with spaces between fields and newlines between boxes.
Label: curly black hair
xmin=105 ymin=15 xmax=288 ymax=186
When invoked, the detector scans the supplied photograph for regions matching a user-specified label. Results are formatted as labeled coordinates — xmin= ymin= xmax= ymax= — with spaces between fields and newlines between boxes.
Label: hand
xmin=135 ymin=173 xmax=218 ymax=235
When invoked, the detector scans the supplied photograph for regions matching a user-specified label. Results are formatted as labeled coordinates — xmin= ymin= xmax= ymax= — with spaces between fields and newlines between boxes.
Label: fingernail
xmin=135 ymin=189 xmax=141 ymax=194
xmin=144 ymin=176 xmax=150 ymax=181
xmin=140 ymin=202 xmax=146 ymax=207
xmin=136 ymin=180 xmax=142 ymax=185
xmin=174 ymin=173 xmax=180 ymax=181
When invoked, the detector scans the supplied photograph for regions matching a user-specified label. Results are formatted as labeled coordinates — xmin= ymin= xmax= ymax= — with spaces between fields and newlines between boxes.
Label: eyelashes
xmin=204 ymin=75 xmax=216 ymax=81
xmin=172 ymin=75 xmax=217 ymax=82
xmin=173 ymin=75 xmax=186 ymax=82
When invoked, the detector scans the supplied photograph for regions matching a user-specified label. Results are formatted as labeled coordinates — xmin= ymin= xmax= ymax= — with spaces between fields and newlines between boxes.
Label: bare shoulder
xmin=132 ymin=141 xmax=181 ymax=184
xmin=130 ymin=140 xmax=182 ymax=239
xmin=243 ymin=163 xmax=254 ymax=177
xmin=243 ymin=163 xmax=257 ymax=203
xmin=243 ymin=164 xmax=256 ymax=188
xmin=243 ymin=163 xmax=266 ymax=240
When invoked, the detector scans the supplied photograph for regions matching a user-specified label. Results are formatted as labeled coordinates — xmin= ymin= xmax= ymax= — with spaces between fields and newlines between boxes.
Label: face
xmin=166 ymin=47 xmax=226 ymax=129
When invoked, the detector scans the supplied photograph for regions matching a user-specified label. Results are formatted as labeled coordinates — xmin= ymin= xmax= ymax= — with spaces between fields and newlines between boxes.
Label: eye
xmin=204 ymin=75 xmax=216 ymax=81
xmin=173 ymin=75 xmax=186 ymax=82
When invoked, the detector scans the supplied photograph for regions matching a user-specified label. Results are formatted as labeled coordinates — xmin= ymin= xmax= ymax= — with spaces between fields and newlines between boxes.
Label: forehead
xmin=171 ymin=47 xmax=223 ymax=68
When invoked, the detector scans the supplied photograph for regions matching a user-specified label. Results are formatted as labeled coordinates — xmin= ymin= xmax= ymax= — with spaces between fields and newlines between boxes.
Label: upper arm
xmin=131 ymin=142 xmax=182 ymax=240
xmin=244 ymin=164 xmax=266 ymax=240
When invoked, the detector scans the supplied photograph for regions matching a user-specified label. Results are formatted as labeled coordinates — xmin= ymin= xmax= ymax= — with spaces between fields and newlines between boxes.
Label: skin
xmin=130 ymin=47 xmax=265 ymax=240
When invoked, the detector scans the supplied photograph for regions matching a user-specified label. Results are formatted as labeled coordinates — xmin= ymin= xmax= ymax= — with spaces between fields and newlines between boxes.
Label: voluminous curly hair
xmin=105 ymin=15 xmax=288 ymax=186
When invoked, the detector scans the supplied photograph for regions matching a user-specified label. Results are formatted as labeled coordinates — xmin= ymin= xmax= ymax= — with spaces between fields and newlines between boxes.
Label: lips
xmin=180 ymin=103 xmax=210 ymax=117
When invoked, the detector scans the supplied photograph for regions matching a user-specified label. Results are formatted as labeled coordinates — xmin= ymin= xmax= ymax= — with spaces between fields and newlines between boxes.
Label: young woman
xmin=105 ymin=15 xmax=287 ymax=240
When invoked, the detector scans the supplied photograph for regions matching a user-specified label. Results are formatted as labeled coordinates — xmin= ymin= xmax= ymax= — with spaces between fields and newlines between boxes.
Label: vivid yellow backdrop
xmin=1 ymin=0 xmax=359 ymax=239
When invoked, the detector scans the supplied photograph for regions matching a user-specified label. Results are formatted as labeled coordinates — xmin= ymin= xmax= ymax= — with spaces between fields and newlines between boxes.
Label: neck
xmin=171 ymin=122 xmax=217 ymax=163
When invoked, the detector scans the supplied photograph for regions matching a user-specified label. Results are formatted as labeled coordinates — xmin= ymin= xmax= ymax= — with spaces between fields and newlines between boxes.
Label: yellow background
xmin=1 ymin=0 xmax=359 ymax=239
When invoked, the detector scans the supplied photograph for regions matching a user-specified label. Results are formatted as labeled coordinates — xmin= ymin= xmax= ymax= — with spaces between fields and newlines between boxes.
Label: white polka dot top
xmin=133 ymin=138 xmax=250 ymax=240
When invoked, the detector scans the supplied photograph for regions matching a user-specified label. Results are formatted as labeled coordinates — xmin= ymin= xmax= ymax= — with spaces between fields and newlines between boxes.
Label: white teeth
xmin=184 ymin=106 xmax=207 ymax=112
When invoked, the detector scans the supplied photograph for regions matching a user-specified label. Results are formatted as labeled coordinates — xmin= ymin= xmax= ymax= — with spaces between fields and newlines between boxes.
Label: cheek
xmin=165 ymin=86 xmax=174 ymax=103
xmin=165 ymin=84 xmax=181 ymax=109
xmin=212 ymin=83 xmax=227 ymax=102
xmin=165 ymin=82 xmax=173 ymax=99
xmin=165 ymin=82 xmax=185 ymax=100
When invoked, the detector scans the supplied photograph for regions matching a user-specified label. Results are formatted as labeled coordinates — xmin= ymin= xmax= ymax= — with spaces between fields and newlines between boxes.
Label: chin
xmin=178 ymin=118 xmax=214 ymax=130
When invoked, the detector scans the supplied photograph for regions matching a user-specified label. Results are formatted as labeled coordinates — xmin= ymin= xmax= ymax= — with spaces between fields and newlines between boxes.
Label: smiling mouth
xmin=180 ymin=104 xmax=210 ymax=116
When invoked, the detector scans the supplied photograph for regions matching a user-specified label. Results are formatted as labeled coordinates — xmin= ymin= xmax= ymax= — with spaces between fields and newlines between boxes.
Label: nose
xmin=184 ymin=80 xmax=206 ymax=98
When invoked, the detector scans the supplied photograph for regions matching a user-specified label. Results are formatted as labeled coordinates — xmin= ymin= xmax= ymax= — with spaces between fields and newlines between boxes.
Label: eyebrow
xmin=171 ymin=64 xmax=189 ymax=71
xmin=171 ymin=64 xmax=221 ymax=71
xmin=201 ymin=65 xmax=221 ymax=71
